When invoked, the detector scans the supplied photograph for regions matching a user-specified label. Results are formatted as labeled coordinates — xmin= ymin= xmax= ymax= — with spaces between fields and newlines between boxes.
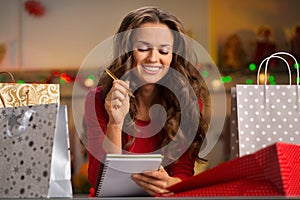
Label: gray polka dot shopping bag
xmin=0 ymin=77 xmax=72 ymax=198
xmin=231 ymin=52 xmax=300 ymax=159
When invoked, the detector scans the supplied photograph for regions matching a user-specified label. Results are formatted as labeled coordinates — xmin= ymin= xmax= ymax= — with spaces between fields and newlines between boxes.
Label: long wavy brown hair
xmin=98 ymin=6 xmax=209 ymax=164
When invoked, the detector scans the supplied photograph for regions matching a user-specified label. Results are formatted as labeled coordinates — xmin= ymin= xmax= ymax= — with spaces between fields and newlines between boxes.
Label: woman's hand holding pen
xmin=131 ymin=166 xmax=181 ymax=196
xmin=103 ymin=80 xmax=130 ymax=153
xmin=105 ymin=80 xmax=130 ymax=127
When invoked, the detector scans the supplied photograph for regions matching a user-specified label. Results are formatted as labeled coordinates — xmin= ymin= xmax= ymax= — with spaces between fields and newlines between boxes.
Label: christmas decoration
xmin=24 ymin=0 xmax=45 ymax=17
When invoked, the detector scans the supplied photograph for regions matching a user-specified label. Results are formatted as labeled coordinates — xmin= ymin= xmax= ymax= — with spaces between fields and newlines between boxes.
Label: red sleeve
xmin=165 ymin=150 xmax=195 ymax=181
xmin=84 ymin=87 xmax=108 ymax=188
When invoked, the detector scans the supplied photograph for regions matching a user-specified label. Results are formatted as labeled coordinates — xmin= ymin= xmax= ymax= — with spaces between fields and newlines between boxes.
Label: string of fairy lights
xmin=217 ymin=61 xmax=300 ymax=85
xmin=0 ymin=61 xmax=299 ymax=87
xmin=0 ymin=70 xmax=94 ymax=87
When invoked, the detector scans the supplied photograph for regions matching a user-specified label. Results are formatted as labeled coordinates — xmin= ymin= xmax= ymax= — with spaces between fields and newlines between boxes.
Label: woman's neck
xmin=135 ymin=84 xmax=158 ymax=121
xmin=137 ymin=84 xmax=157 ymax=105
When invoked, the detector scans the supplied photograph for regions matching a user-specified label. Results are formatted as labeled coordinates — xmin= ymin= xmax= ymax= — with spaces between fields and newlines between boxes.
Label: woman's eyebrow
xmin=135 ymin=41 xmax=173 ymax=48
xmin=135 ymin=41 xmax=151 ymax=45
xmin=160 ymin=44 xmax=173 ymax=48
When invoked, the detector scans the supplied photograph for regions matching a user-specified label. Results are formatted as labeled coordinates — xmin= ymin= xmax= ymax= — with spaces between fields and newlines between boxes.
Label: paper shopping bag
xmin=231 ymin=52 xmax=300 ymax=158
xmin=163 ymin=142 xmax=300 ymax=197
xmin=48 ymin=105 xmax=72 ymax=198
xmin=0 ymin=104 xmax=72 ymax=198
xmin=0 ymin=83 xmax=59 ymax=108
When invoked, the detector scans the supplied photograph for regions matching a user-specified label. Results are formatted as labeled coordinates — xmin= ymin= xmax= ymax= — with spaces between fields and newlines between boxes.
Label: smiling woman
xmin=131 ymin=23 xmax=173 ymax=84
xmin=84 ymin=6 xmax=209 ymax=197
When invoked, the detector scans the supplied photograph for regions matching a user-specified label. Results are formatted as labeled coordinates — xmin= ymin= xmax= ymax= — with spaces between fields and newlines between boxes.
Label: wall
xmin=209 ymin=0 xmax=300 ymax=63
xmin=0 ymin=0 xmax=209 ymax=70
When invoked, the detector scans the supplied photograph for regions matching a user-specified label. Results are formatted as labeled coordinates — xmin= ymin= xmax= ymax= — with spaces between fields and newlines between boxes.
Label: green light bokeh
xmin=246 ymin=79 xmax=253 ymax=84
xmin=249 ymin=63 xmax=256 ymax=71
xmin=202 ymin=70 xmax=208 ymax=78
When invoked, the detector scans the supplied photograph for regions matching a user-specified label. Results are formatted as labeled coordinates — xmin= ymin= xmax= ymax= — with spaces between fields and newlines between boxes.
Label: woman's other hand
xmin=131 ymin=166 xmax=181 ymax=196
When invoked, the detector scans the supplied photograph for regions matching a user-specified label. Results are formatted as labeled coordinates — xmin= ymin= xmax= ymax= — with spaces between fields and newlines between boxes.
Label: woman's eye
xmin=159 ymin=49 xmax=169 ymax=55
xmin=136 ymin=47 xmax=171 ymax=55
xmin=137 ymin=48 xmax=150 ymax=52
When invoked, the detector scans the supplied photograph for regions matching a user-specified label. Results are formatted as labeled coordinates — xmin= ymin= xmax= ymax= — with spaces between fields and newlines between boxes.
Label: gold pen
xmin=105 ymin=69 xmax=135 ymax=98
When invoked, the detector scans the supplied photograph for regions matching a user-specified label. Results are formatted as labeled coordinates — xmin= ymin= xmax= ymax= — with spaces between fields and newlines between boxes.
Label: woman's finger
xmin=111 ymin=89 xmax=126 ymax=102
xmin=131 ymin=174 xmax=169 ymax=195
xmin=104 ymin=79 xmax=130 ymax=124
xmin=142 ymin=167 xmax=168 ymax=180
xmin=112 ymin=80 xmax=130 ymax=96
xmin=133 ymin=176 xmax=169 ymax=196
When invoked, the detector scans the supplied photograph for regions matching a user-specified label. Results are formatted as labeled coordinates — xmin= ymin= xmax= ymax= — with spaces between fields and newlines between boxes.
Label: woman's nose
xmin=148 ymin=48 xmax=159 ymax=63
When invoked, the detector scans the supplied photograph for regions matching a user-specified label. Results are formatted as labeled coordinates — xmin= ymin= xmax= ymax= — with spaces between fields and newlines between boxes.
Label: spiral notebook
xmin=95 ymin=154 xmax=163 ymax=197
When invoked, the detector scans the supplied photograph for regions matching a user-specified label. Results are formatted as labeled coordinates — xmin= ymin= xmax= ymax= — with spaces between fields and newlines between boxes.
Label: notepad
xmin=95 ymin=154 xmax=163 ymax=197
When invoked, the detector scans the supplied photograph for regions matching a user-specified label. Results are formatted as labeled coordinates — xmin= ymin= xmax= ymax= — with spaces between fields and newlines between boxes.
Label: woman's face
xmin=131 ymin=23 xmax=174 ymax=84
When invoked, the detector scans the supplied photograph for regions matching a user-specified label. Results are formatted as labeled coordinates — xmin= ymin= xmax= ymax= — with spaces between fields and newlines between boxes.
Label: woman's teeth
xmin=143 ymin=66 xmax=160 ymax=71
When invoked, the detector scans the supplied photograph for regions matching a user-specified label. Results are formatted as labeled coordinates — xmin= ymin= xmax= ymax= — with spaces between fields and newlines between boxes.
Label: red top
xmin=85 ymin=87 xmax=202 ymax=189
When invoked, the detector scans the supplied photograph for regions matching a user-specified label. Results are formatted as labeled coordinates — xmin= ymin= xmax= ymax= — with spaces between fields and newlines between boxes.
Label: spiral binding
xmin=95 ymin=158 xmax=109 ymax=197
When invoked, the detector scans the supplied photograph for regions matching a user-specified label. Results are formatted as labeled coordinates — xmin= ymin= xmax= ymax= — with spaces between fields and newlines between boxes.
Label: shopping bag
xmin=231 ymin=52 xmax=300 ymax=158
xmin=0 ymin=72 xmax=59 ymax=107
xmin=163 ymin=142 xmax=300 ymax=197
xmin=0 ymin=103 xmax=72 ymax=198
xmin=48 ymin=105 xmax=72 ymax=198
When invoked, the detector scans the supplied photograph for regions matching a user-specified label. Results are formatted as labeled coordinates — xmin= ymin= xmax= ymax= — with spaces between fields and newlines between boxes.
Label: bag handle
xmin=256 ymin=52 xmax=299 ymax=85
xmin=0 ymin=93 xmax=6 ymax=107
xmin=0 ymin=72 xmax=29 ymax=107
xmin=0 ymin=71 xmax=16 ymax=108
xmin=0 ymin=71 xmax=16 ymax=83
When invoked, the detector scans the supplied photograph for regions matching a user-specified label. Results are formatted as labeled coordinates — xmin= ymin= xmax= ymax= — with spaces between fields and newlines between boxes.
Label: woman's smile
xmin=141 ymin=64 xmax=164 ymax=75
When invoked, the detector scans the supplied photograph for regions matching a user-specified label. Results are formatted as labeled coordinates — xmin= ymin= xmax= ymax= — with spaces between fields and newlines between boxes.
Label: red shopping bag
xmin=159 ymin=142 xmax=300 ymax=197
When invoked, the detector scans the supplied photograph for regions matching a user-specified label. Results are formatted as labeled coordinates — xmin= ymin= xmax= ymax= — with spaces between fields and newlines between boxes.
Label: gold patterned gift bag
xmin=0 ymin=72 xmax=59 ymax=107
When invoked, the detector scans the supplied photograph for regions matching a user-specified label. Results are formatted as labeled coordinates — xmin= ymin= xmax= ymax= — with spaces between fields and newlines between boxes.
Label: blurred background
xmin=1 ymin=0 xmax=300 ymax=195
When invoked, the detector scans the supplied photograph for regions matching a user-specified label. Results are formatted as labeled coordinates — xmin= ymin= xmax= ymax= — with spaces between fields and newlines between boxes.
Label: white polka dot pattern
xmin=235 ymin=85 xmax=300 ymax=156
